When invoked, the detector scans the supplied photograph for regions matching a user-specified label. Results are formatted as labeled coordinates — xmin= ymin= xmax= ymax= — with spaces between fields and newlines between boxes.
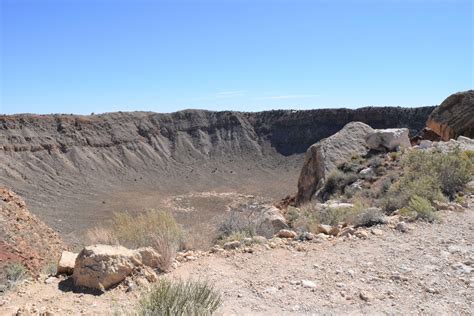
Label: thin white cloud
xmin=215 ymin=90 xmax=246 ymax=98
xmin=255 ymin=94 xmax=319 ymax=100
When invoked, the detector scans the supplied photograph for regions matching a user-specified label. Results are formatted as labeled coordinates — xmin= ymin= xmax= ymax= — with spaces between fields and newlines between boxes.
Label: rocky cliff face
xmin=0 ymin=107 xmax=433 ymax=241
xmin=426 ymin=90 xmax=474 ymax=141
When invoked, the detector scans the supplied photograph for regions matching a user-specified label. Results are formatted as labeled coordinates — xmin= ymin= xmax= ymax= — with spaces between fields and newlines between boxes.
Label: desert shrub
xmin=388 ymin=151 xmax=400 ymax=161
xmin=87 ymin=210 xmax=183 ymax=272
xmin=86 ymin=227 xmax=119 ymax=245
xmin=352 ymin=207 xmax=386 ymax=227
xmin=400 ymin=195 xmax=437 ymax=222
xmin=218 ymin=210 xmax=257 ymax=241
xmin=42 ymin=261 xmax=57 ymax=276
xmin=300 ymin=201 xmax=365 ymax=227
xmin=402 ymin=149 xmax=471 ymax=199
xmin=137 ymin=279 xmax=222 ymax=316
xmin=320 ymin=170 xmax=358 ymax=200
xmin=5 ymin=263 xmax=28 ymax=289
xmin=338 ymin=160 xmax=362 ymax=173
xmin=454 ymin=194 xmax=466 ymax=205
xmin=290 ymin=204 xmax=321 ymax=234
xmin=379 ymin=178 xmax=393 ymax=195
xmin=368 ymin=157 xmax=383 ymax=169
xmin=382 ymin=174 xmax=443 ymax=213
xmin=382 ymin=149 xmax=471 ymax=213
xmin=285 ymin=206 xmax=300 ymax=227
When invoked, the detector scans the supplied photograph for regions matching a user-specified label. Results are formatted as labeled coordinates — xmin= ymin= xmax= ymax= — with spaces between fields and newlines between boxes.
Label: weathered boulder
xmin=72 ymin=245 xmax=160 ymax=290
xmin=296 ymin=122 xmax=374 ymax=204
xmin=57 ymin=251 xmax=78 ymax=275
xmin=259 ymin=206 xmax=289 ymax=238
xmin=365 ymin=128 xmax=411 ymax=152
xmin=411 ymin=127 xmax=441 ymax=145
xmin=427 ymin=90 xmax=474 ymax=141
xmin=276 ymin=229 xmax=297 ymax=239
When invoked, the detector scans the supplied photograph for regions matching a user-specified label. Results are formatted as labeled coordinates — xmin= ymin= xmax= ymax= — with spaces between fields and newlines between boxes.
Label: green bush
xmin=137 ymin=279 xmax=222 ymax=316
xmin=401 ymin=149 xmax=471 ymax=199
xmin=400 ymin=195 xmax=438 ymax=222
xmin=382 ymin=149 xmax=471 ymax=213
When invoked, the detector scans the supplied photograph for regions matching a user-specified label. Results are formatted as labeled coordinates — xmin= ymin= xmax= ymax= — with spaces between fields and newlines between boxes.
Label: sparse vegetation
xmin=5 ymin=263 xmax=28 ymax=290
xmin=400 ymin=195 xmax=438 ymax=222
xmin=137 ymin=278 xmax=222 ymax=316
xmin=320 ymin=170 xmax=358 ymax=200
xmin=290 ymin=200 xmax=372 ymax=231
xmin=218 ymin=210 xmax=257 ymax=242
xmin=352 ymin=207 xmax=386 ymax=227
xmin=41 ymin=261 xmax=57 ymax=276
xmin=86 ymin=226 xmax=119 ymax=245
xmin=86 ymin=210 xmax=183 ymax=272
xmin=382 ymin=149 xmax=472 ymax=213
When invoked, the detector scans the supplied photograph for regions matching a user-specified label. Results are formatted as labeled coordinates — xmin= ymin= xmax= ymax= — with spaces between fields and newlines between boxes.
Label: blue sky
xmin=1 ymin=0 xmax=472 ymax=114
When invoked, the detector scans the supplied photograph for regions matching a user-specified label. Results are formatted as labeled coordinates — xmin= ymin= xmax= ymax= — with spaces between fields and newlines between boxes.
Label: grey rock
xmin=295 ymin=122 xmax=375 ymax=204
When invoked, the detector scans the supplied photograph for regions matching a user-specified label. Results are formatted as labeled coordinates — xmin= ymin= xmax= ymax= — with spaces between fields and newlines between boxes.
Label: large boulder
xmin=427 ymin=90 xmax=474 ymax=141
xmin=295 ymin=122 xmax=374 ymax=204
xmin=365 ymin=128 xmax=411 ymax=152
xmin=72 ymin=245 xmax=160 ymax=290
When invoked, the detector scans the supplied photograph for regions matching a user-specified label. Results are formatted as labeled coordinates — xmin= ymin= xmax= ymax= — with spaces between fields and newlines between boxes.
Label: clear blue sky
xmin=1 ymin=0 xmax=472 ymax=114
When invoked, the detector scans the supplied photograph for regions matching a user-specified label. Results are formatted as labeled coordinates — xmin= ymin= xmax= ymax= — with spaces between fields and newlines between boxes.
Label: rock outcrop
xmin=427 ymin=90 xmax=474 ymax=141
xmin=295 ymin=122 xmax=374 ymax=204
xmin=72 ymin=245 xmax=160 ymax=290
xmin=0 ymin=187 xmax=64 ymax=281
xmin=365 ymin=128 xmax=411 ymax=152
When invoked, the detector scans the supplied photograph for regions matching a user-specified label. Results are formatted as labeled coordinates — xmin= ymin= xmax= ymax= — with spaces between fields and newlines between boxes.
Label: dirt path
xmin=1 ymin=206 xmax=473 ymax=315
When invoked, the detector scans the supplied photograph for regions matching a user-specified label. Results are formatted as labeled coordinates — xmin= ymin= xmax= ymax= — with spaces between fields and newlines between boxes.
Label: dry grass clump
xmin=86 ymin=210 xmax=183 ymax=272
xmin=5 ymin=262 xmax=28 ymax=290
xmin=85 ymin=227 xmax=119 ymax=245
xmin=137 ymin=278 xmax=222 ymax=316
xmin=218 ymin=210 xmax=257 ymax=241
xmin=289 ymin=200 xmax=379 ymax=232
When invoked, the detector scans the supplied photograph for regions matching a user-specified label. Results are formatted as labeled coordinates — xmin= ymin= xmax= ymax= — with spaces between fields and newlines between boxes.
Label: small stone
xmin=371 ymin=228 xmax=383 ymax=236
xmin=316 ymin=224 xmax=332 ymax=235
xmin=44 ymin=276 xmax=56 ymax=284
xmin=395 ymin=222 xmax=409 ymax=233
xmin=223 ymin=241 xmax=241 ymax=250
xmin=210 ymin=245 xmax=224 ymax=253
xmin=301 ymin=232 xmax=315 ymax=240
xmin=426 ymin=287 xmax=439 ymax=294
xmin=276 ymin=229 xmax=297 ymax=239
xmin=329 ymin=226 xmax=341 ymax=236
xmin=338 ymin=227 xmax=354 ymax=237
xmin=359 ymin=290 xmax=373 ymax=301
xmin=355 ymin=230 xmax=368 ymax=239
xmin=242 ymin=247 xmax=254 ymax=253
xmin=301 ymin=280 xmax=317 ymax=288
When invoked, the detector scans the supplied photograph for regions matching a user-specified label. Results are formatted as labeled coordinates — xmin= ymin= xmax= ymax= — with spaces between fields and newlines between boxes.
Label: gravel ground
xmin=1 ymin=202 xmax=473 ymax=315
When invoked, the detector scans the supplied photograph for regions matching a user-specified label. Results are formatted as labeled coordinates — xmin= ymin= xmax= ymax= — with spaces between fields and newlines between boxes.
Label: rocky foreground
xmin=1 ymin=199 xmax=472 ymax=315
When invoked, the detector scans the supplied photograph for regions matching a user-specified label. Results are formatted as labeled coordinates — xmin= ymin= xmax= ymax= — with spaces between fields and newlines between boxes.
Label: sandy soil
xmin=1 ymin=203 xmax=472 ymax=315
